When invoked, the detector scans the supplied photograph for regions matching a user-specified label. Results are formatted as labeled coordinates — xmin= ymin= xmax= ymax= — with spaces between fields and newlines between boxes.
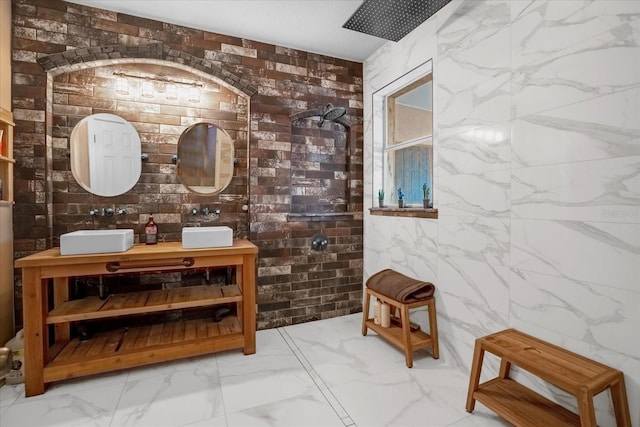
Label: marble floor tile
xmin=0 ymin=314 xmax=511 ymax=427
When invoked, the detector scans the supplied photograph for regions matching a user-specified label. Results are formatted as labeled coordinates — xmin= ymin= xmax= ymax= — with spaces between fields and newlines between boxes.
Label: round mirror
xmin=177 ymin=122 xmax=235 ymax=195
xmin=70 ymin=113 xmax=142 ymax=197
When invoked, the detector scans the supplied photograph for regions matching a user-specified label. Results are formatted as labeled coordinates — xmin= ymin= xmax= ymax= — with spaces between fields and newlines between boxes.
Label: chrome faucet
xmin=102 ymin=208 xmax=114 ymax=217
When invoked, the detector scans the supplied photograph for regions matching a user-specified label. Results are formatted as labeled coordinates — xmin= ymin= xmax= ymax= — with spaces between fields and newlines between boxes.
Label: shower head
xmin=318 ymin=103 xmax=347 ymax=126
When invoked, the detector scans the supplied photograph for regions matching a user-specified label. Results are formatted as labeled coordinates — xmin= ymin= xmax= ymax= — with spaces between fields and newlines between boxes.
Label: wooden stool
xmin=362 ymin=287 xmax=439 ymax=368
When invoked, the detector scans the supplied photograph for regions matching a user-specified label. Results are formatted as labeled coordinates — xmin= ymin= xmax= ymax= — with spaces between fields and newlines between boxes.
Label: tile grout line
xmin=278 ymin=327 xmax=356 ymax=427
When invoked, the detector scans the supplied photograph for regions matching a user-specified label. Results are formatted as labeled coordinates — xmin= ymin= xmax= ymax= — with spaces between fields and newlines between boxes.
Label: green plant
xmin=378 ymin=189 xmax=384 ymax=200
xmin=422 ymin=183 xmax=430 ymax=200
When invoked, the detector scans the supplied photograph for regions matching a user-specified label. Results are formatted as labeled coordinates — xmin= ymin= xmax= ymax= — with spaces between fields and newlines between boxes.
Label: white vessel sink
xmin=60 ymin=229 xmax=134 ymax=255
xmin=182 ymin=226 xmax=233 ymax=249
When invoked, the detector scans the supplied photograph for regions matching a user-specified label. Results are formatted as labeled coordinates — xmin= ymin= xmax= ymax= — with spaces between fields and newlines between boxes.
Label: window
xmin=373 ymin=61 xmax=434 ymax=209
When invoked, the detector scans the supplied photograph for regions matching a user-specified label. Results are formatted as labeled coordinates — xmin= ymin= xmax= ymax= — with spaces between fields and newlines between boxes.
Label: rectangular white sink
xmin=182 ymin=226 xmax=233 ymax=249
xmin=60 ymin=229 xmax=134 ymax=256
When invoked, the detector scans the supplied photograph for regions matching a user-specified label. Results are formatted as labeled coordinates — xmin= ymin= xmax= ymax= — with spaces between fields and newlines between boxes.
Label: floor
xmin=0 ymin=314 xmax=509 ymax=427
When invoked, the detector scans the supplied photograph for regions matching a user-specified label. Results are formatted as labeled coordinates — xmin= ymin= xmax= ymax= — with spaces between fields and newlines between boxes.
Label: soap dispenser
xmin=145 ymin=213 xmax=158 ymax=245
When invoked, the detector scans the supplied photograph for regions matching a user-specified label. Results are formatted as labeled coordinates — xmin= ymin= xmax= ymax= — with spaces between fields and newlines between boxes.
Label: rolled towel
xmin=366 ymin=269 xmax=435 ymax=303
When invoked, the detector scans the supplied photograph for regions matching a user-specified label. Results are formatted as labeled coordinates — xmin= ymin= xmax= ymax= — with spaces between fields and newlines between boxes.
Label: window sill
xmin=369 ymin=207 xmax=438 ymax=219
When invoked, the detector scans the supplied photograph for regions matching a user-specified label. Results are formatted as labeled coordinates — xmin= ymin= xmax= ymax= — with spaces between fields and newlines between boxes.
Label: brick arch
xmin=37 ymin=42 xmax=257 ymax=97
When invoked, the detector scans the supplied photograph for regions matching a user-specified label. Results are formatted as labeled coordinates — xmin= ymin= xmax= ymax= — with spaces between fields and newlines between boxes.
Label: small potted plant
xmin=378 ymin=189 xmax=385 ymax=208
xmin=422 ymin=183 xmax=432 ymax=208
xmin=397 ymin=187 xmax=405 ymax=208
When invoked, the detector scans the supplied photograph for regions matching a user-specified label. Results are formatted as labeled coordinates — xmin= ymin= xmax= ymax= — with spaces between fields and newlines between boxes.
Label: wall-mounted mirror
xmin=70 ymin=113 xmax=142 ymax=197
xmin=177 ymin=122 xmax=234 ymax=195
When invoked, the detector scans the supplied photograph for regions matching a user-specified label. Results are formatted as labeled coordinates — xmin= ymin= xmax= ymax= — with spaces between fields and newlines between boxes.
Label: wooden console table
xmin=466 ymin=329 xmax=631 ymax=427
xmin=15 ymin=240 xmax=258 ymax=396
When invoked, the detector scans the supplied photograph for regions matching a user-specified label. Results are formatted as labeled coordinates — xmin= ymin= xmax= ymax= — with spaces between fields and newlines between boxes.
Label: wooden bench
xmin=466 ymin=329 xmax=631 ymax=427
xmin=362 ymin=287 xmax=439 ymax=368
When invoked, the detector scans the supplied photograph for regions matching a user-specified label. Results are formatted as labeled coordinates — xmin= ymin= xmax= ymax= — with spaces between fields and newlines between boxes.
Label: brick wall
xmin=11 ymin=0 xmax=363 ymax=330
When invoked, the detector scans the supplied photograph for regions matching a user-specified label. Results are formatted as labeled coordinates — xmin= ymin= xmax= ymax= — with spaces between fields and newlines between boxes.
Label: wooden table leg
xmin=242 ymin=255 xmax=256 ymax=355
xmin=22 ymin=269 xmax=47 ymax=396
xmin=465 ymin=339 xmax=485 ymax=412
xmin=610 ymin=374 xmax=632 ymax=427
xmin=361 ymin=289 xmax=371 ymax=336
xmin=577 ymin=390 xmax=597 ymax=427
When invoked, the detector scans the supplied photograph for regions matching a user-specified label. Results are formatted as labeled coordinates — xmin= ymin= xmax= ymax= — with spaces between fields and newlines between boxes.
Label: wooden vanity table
xmin=15 ymin=240 xmax=258 ymax=396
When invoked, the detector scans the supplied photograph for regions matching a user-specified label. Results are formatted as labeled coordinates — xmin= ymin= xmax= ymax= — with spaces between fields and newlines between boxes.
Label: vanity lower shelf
xmin=47 ymin=284 xmax=242 ymax=323
xmin=45 ymin=317 xmax=242 ymax=383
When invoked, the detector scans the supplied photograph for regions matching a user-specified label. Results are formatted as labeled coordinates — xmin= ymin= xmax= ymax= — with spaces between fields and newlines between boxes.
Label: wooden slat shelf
xmin=474 ymin=378 xmax=581 ymax=427
xmin=47 ymin=284 xmax=242 ymax=324
xmin=365 ymin=319 xmax=432 ymax=350
xmin=44 ymin=317 xmax=242 ymax=383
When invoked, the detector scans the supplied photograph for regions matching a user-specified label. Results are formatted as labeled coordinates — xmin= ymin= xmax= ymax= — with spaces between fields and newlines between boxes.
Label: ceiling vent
xmin=343 ymin=0 xmax=452 ymax=42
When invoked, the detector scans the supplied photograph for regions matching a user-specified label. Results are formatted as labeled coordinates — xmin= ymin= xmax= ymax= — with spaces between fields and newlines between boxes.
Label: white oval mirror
xmin=70 ymin=113 xmax=142 ymax=197
xmin=177 ymin=122 xmax=234 ymax=195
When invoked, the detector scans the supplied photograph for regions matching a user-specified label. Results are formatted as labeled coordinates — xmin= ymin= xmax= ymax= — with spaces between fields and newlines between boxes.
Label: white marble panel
xmin=512 ymin=156 xmax=640 ymax=223
xmin=363 ymin=15 xmax=437 ymax=92
xmin=438 ymin=170 xmax=511 ymax=217
xmin=283 ymin=320 xmax=407 ymax=388
xmin=512 ymin=87 xmax=640 ymax=168
xmin=512 ymin=19 xmax=640 ymax=118
xmin=1 ymin=382 xmax=123 ymax=427
xmin=111 ymin=368 xmax=225 ymax=427
xmin=511 ymin=0 xmax=640 ymax=69
xmin=364 ymin=214 xmax=438 ymax=281
xmin=511 ymin=219 xmax=640 ymax=292
xmin=438 ymin=72 xmax=511 ymax=139
xmin=224 ymin=389 xmax=343 ymax=427
xmin=510 ymin=268 xmax=640 ymax=357
xmin=438 ymin=256 xmax=510 ymax=316
xmin=329 ymin=366 xmax=470 ymax=427
xmin=439 ymin=122 xmax=511 ymax=176
xmin=0 ymin=383 xmax=23 ymax=408
xmin=218 ymin=353 xmax=316 ymax=414
xmin=438 ymin=216 xmax=510 ymax=267
xmin=438 ymin=1 xmax=510 ymax=94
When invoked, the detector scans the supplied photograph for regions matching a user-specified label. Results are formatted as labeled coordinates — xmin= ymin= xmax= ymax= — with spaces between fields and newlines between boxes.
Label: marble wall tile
xmin=510 ymin=268 xmax=640 ymax=357
xmin=512 ymin=156 xmax=640 ymax=223
xmin=511 ymin=219 xmax=640 ymax=292
xmin=438 ymin=169 xmax=511 ymax=217
xmin=438 ymin=72 xmax=511 ymax=138
xmin=438 ymin=256 xmax=510 ymax=316
xmin=511 ymin=0 xmax=640 ymax=69
xmin=364 ymin=215 xmax=438 ymax=280
xmin=512 ymin=19 xmax=640 ymax=118
xmin=438 ymin=1 xmax=510 ymax=94
xmin=438 ymin=216 xmax=510 ymax=267
xmin=512 ymin=87 xmax=640 ymax=168
xmin=438 ymin=122 xmax=511 ymax=176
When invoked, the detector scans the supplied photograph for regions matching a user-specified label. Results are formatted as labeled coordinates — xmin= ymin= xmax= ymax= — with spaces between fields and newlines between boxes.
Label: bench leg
xmin=400 ymin=304 xmax=413 ymax=368
xmin=362 ymin=289 xmax=371 ymax=336
xmin=466 ymin=340 xmax=485 ymax=413
xmin=610 ymin=374 xmax=632 ymax=427
xmin=499 ymin=359 xmax=511 ymax=379
xmin=577 ymin=390 xmax=597 ymax=427
xmin=427 ymin=298 xmax=439 ymax=359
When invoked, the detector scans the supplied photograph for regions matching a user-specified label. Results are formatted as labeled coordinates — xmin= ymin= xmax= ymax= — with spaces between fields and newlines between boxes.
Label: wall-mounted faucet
xmin=102 ymin=208 xmax=114 ymax=217
xmin=190 ymin=207 xmax=221 ymax=217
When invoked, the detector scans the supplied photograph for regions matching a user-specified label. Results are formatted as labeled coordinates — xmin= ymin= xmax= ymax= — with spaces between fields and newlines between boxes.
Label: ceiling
xmin=65 ymin=0 xmax=389 ymax=62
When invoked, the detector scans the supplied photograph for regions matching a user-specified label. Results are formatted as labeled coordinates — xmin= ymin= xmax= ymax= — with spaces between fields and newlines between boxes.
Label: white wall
xmin=363 ymin=1 xmax=640 ymax=425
